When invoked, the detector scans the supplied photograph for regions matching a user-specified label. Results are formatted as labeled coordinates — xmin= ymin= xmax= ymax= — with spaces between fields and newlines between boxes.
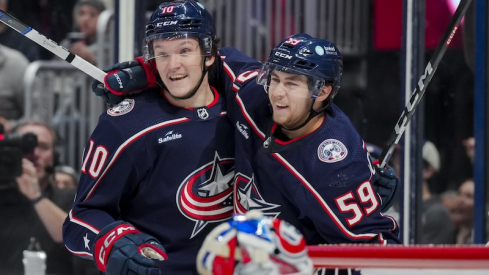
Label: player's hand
xmin=92 ymin=57 xmax=157 ymax=105
xmin=0 ymin=116 xmax=12 ymax=133
xmin=93 ymin=221 xmax=167 ymax=275
xmin=370 ymin=158 xmax=400 ymax=212
xmin=16 ymin=158 xmax=42 ymax=201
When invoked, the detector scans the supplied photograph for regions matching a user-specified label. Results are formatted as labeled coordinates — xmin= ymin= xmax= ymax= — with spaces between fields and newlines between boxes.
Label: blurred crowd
xmin=0 ymin=1 xmax=109 ymax=273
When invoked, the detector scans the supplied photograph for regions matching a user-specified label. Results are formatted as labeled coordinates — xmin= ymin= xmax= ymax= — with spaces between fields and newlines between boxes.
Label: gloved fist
xmin=92 ymin=57 xmax=158 ymax=105
xmin=370 ymin=158 xmax=400 ymax=212
xmin=93 ymin=221 xmax=167 ymax=275
xmin=92 ymin=82 xmax=127 ymax=105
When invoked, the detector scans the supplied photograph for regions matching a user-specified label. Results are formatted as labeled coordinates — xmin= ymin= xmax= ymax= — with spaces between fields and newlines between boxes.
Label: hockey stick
xmin=379 ymin=0 xmax=473 ymax=168
xmin=0 ymin=9 xmax=106 ymax=83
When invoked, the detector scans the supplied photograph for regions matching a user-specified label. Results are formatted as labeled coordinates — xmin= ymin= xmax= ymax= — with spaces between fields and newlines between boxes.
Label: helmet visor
xmin=143 ymin=32 xmax=212 ymax=62
xmin=257 ymin=63 xmax=326 ymax=99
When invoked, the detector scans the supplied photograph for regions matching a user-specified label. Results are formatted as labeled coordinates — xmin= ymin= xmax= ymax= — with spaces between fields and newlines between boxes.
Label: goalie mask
xmin=143 ymin=0 xmax=216 ymax=61
xmin=257 ymin=34 xmax=343 ymax=99
xmin=196 ymin=211 xmax=313 ymax=275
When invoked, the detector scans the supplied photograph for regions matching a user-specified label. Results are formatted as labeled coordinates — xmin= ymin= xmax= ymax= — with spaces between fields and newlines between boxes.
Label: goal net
xmin=308 ymin=244 xmax=489 ymax=274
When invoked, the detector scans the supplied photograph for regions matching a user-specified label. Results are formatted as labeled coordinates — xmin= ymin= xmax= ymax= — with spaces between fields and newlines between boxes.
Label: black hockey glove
xmin=92 ymin=57 xmax=158 ymax=105
xmin=371 ymin=157 xmax=400 ymax=213
xmin=93 ymin=221 xmax=167 ymax=275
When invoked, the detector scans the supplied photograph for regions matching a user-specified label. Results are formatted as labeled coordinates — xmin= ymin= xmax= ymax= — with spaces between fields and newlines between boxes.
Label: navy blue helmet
xmin=257 ymin=34 xmax=343 ymax=98
xmin=143 ymin=0 xmax=216 ymax=61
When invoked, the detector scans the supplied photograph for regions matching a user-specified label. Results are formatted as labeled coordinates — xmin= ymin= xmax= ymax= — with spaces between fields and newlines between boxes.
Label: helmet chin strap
xmin=174 ymin=57 xmax=209 ymax=100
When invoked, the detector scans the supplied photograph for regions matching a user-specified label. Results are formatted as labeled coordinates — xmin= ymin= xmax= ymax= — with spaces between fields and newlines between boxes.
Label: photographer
xmin=0 ymin=120 xmax=95 ymax=274
xmin=59 ymin=0 xmax=106 ymax=65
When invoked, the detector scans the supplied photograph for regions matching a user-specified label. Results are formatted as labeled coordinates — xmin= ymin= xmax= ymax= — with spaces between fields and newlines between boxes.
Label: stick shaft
xmin=379 ymin=0 xmax=473 ymax=168
xmin=0 ymin=9 xmax=106 ymax=83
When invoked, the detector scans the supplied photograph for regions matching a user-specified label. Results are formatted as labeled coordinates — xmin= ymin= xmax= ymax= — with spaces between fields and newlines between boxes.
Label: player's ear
xmin=316 ymin=85 xmax=332 ymax=102
xmin=205 ymin=55 xmax=215 ymax=67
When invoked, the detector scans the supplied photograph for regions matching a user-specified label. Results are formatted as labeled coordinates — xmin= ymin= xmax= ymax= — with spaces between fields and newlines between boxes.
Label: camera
xmin=66 ymin=32 xmax=86 ymax=44
xmin=0 ymin=132 xmax=37 ymax=184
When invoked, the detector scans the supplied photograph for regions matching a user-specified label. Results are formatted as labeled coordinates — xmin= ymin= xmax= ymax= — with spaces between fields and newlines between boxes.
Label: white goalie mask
xmin=196 ymin=211 xmax=313 ymax=275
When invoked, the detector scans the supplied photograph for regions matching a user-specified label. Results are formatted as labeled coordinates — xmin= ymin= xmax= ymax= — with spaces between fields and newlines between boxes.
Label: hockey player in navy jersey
xmin=221 ymin=34 xmax=401 ymax=243
xmin=211 ymin=35 xmax=402 ymax=275
xmin=62 ymin=1 xmax=236 ymax=274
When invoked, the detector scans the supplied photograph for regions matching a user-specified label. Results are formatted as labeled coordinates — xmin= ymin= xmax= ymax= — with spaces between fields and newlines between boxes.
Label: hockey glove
xmin=92 ymin=56 xmax=158 ymax=105
xmin=371 ymin=158 xmax=400 ymax=213
xmin=93 ymin=221 xmax=167 ymax=275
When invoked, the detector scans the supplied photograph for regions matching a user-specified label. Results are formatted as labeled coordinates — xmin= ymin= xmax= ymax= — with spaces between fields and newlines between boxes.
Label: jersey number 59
xmin=335 ymin=182 xmax=379 ymax=226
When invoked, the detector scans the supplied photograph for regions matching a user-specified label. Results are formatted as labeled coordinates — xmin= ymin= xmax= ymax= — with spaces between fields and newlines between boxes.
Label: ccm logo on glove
xmin=94 ymin=224 xmax=140 ymax=271
xmin=114 ymin=74 xmax=124 ymax=89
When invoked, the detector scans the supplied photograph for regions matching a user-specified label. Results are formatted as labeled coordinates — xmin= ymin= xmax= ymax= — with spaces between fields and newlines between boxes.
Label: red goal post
xmin=308 ymin=244 xmax=489 ymax=269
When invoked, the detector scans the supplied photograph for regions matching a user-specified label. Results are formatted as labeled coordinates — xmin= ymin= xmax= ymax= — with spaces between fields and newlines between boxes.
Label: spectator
xmin=419 ymin=141 xmax=455 ymax=244
xmin=0 ymin=120 xmax=96 ymax=274
xmin=0 ymin=0 xmax=41 ymax=62
xmin=453 ymin=178 xmax=475 ymax=244
xmin=463 ymin=136 xmax=475 ymax=165
xmin=60 ymin=0 xmax=106 ymax=64
xmin=53 ymin=165 xmax=78 ymax=189
xmin=0 ymin=44 xmax=29 ymax=132
xmin=440 ymin=189 xmax=459 ymax=224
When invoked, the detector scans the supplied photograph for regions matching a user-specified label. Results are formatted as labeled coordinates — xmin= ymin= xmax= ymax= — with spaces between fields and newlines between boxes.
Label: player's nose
xmin=168 ymin=54 xmax=183 ymax=69
xmin=271 ymin=83 xmax=287 ymax=97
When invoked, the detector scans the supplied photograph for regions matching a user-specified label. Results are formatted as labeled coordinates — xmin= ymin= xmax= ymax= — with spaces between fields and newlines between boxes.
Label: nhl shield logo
xmin=197 ymin=108 xmax=209 ymax=120
xmin=263 ymin=137 xmax=271 ymax=148
xmin=317 ymin=139 xmax=348 ymax=163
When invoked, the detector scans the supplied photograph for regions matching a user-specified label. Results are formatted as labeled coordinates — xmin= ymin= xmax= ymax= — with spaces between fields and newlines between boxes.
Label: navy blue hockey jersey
xmin=214 ymin=47 xmax=401 ymax=246
xmin=63 ymin=87 xmax=235 ymax=274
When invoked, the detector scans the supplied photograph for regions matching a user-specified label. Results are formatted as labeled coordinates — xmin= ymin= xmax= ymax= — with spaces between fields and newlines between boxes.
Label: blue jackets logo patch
xmin=234 ymin=173 xmax=280 ymax=217
xmin=107 ymin=99 xmax=135 ymax=116
xmin=318 ymin=139 xmax=348 ymax=163
xmin=176 ymin=153 xmax=235 ymax=238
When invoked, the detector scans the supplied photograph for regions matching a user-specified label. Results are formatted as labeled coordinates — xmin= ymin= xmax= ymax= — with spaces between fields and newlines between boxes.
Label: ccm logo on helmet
xmin=97 ymin=225 xmax=139 ymax=267
xmin=275 ymin=52 xmax=293 ymax=59
xmin=156 ymin=21 xmax=178 ymax=27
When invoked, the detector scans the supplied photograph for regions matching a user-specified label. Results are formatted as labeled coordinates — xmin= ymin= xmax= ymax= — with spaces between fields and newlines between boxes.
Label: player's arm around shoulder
xmin=218 ymin=47 xmax=261 ymax=72
xmin=211 ymin=47 xmax=261 ymax=96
